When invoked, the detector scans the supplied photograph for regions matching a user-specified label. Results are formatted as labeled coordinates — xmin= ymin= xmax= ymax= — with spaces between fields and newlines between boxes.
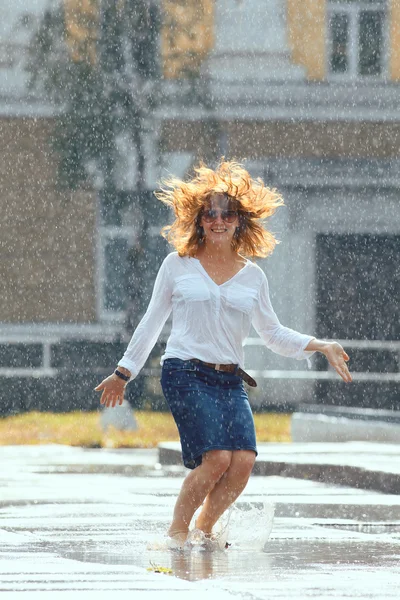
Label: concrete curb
xmin=158 ymin=442 xmax=400 ymax=495
xmin=291 ymin=406 xmax=400 ymax=443
xmin=251 ymin=461 xmax=400 ymax=494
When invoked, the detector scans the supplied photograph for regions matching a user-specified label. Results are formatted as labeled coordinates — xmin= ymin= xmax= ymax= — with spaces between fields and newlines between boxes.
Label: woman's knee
xmin=202 ymin=450 xmax=232 ymax=480
xmin=230 ymin=450 xmax=256 ymax=479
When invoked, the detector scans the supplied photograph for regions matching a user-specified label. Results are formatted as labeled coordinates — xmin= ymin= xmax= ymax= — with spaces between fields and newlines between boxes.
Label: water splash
xmin=227 ymin=502 xmax=275 ymax=550
xmin=147 ymin=501 xmax=275 ymax=552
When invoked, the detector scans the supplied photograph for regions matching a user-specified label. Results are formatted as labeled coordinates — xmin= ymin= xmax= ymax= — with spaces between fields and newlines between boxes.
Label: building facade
xmin=1 ymin=0 xmax=399 ymax=412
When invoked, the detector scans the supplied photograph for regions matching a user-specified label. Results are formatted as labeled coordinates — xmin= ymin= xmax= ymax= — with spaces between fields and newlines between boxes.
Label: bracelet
xmin=114 ymin=369 xmax=130 ymax=382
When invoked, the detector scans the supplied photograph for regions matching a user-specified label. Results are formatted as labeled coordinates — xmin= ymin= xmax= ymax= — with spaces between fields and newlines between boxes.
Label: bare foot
xmin=194 ymin=519 xmax=212 ymax=537
xmin=167 ymin=529 xmax=188 ymax=547
xmin=185 ymin=529 xmax=220 ymax=552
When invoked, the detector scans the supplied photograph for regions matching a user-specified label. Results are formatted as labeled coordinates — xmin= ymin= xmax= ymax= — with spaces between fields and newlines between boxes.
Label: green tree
xmin=27 ymin=1 xmax=164 ymax=409
xmin=27 ymin=0 xmax=160 ymax=193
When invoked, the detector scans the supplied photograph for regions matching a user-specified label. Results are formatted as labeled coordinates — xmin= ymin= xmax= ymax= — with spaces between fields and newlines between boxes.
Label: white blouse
xmin=118 ymin=252 xmax=315 ymax=379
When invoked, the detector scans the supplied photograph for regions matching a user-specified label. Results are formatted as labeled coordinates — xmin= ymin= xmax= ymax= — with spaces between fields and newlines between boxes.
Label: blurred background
xmin=1 ymin=0 xmax=399 ymax=420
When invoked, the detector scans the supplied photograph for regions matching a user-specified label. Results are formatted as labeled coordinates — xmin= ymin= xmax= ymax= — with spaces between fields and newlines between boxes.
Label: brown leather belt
xmin=191 ymin=359 xmax=257 ymax=388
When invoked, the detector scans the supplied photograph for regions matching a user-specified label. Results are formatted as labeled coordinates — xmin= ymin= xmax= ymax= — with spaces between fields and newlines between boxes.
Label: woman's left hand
xmin=322 ymin=342 xmax=352 ymax=383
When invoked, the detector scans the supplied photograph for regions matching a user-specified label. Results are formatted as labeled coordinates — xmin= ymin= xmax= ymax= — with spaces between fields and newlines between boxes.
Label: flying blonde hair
xmin=155 ymin=159 xmax=284 ymax=258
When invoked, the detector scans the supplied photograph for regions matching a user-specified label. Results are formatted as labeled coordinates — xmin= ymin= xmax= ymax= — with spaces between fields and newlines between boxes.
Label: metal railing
xmin=0 ymin=325 xmax=120 ymax=378
xmin=0 ymin=338 xmax=57 ymax=378
xmin=0 ymin=336 xmax=399 ymax=382
xmin=243 ymin=338 xmax=400 ymax=383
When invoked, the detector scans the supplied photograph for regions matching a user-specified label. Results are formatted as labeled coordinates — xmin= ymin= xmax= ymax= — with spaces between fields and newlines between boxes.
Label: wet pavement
xmin=1 ymin=445 xmax=400 ymax=598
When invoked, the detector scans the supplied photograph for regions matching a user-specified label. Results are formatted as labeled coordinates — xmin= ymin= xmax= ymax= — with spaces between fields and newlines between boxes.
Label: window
xmin=99 ymin=229 xmax=132 ymax=317
xmin=316 ymin=234 xmax=400 ymax=340
xmin=97 ymin=190 xmax=138 ymax=322
xmin=97 ymin=190 xmax=171 ymax=322
xmin=328 ymin=1 xmax=387 ymax=78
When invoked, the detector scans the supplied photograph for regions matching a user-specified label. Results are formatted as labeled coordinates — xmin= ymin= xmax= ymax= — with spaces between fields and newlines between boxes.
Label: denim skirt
xmin=161 ymin=358 xmax=257 ymax=470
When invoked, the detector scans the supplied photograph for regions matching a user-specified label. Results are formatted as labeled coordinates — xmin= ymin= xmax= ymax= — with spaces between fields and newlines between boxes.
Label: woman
xmin=95 ymin=159 xmax=352 ymax=547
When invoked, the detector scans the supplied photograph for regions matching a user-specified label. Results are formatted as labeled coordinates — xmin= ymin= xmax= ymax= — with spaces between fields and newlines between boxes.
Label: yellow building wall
xmin=288 ymin=0 xmax=400 ymax=82
xmin=287 ymin=0 xmax=326 ymax=81
xmin=0 ymin=119 xmax=97 ymax=323
xmin=162 ymin=0 xmax=214 ymax=79
xmin=63 ymin=1 xmax=400 ymax=83
xmin=64 ymin=0 xmax=99 ymax=64
xmin=390 ymin=0 xmax=400 ymax=80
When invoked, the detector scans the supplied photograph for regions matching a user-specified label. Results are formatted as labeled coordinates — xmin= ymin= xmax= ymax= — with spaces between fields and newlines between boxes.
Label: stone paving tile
xmin=2 ymin=446 xmax=400 ymax=598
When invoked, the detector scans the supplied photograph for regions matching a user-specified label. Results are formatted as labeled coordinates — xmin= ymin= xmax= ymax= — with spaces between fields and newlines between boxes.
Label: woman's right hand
xmin=94 ymin=373 xmax=127 ymax=408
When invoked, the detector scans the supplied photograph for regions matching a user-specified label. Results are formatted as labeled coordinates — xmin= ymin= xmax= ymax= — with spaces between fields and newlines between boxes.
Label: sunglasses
xmin=202 ymin=209 xmax=238 ymax=223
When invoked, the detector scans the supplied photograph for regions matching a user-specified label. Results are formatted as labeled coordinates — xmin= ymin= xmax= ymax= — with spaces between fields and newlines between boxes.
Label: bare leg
xmin=195 ymin=450 xmax=256 ymax=534
xmin=168 ymin=450 xmax=232 ymax=542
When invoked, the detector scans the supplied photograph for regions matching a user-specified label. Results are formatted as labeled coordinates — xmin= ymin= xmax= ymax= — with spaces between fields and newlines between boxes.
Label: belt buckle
xmin=215 ymin=363 xmax=221 ymax=371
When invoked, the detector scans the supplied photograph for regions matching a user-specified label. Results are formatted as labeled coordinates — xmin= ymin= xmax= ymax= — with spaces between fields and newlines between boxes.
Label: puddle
xmin=54 ymin=502 xmax=276 ymax=581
